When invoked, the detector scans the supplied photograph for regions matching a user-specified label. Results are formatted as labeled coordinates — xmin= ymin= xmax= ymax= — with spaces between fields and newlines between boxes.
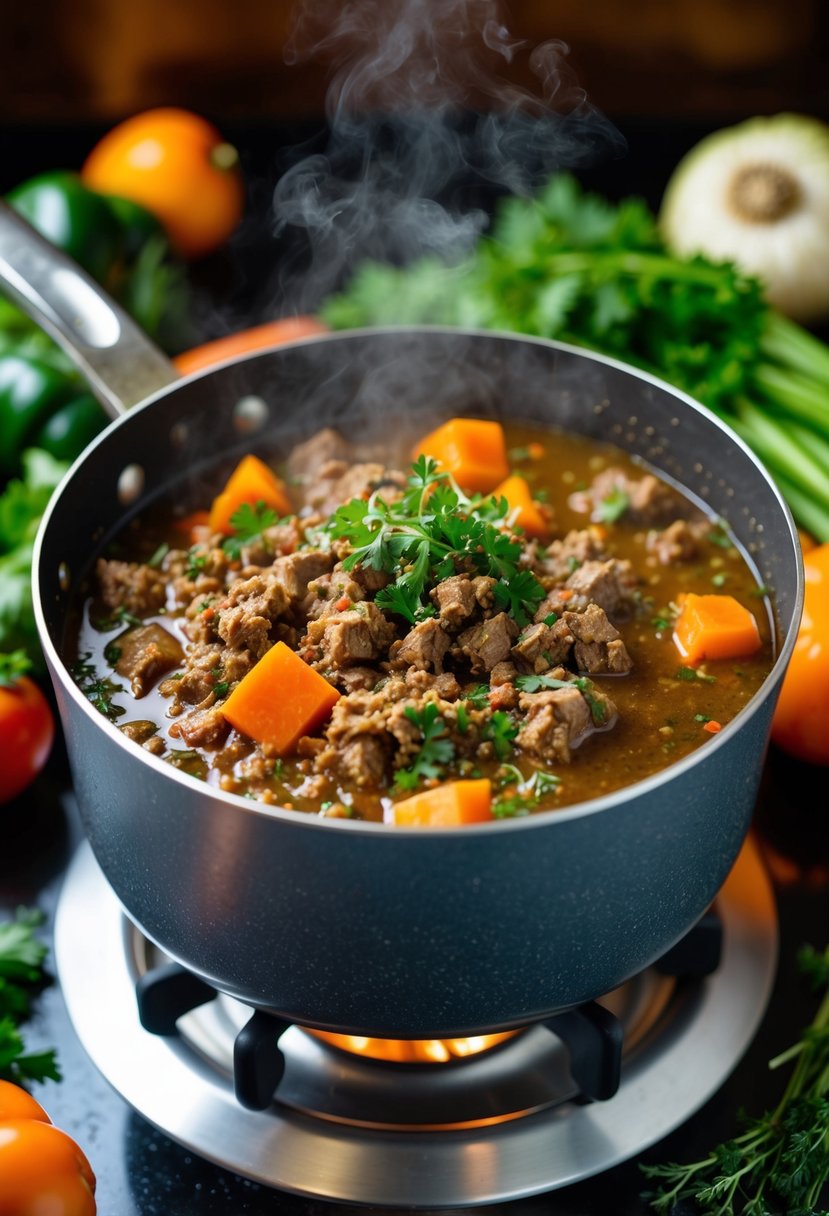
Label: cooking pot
xmin=1 ymin=202 xmax=801 ymax=1037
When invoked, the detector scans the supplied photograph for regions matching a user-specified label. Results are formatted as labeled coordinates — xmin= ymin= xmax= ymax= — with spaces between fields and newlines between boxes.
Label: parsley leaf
xmin=222 ymin=501 xmax=280 ymax=560
xmin=0 ymin=908 xmax=61 ymax=1085
xmin=492 ymin=570 xmax=546 ymax=628
xmin=515 ymin=672 xmax=608 ymax=726
xmin=464 ymin=684 xmax=491 ymax=709
xmin=492 ymin=768 xmax=561 ymax=817
xmin=71 ymin=654 xmax=126 ymax=720
xmin=394 ymin=703 xmax=456 ymax=791
xmin=483 ymin=710 xmax=518 ymax=760
xmin=0 ymin=649 xmax=30 ymax=687
xmin=675 ymin=665 xmax=717 ymax=684
xmin=595 ymin=486 xmax=630 ymax=523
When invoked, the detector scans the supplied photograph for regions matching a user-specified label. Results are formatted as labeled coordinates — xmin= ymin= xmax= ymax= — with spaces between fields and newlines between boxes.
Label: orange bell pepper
xmin=772 ymin=542 xmax=829 ymax=764
xmin=391 ymin=778 xmax=493 ymax=827
xmin=0 ymin=1079 xmax=96 ymax=1216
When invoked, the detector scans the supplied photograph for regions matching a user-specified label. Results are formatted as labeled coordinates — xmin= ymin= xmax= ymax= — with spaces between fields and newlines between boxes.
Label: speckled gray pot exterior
xmin=35 ymin=329 xmax=801 ymax=1037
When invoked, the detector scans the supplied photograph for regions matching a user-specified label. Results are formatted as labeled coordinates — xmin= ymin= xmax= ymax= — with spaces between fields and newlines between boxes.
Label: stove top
xmin=54 ymin=838 xmax=777 ymax=1208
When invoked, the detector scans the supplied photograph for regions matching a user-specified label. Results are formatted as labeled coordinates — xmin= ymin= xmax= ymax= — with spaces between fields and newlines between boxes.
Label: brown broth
xmin=70 ymin=421 xmax=775 ymax=821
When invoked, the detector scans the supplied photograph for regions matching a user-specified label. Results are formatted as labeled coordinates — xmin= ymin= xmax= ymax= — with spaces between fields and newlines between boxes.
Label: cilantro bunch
xmin=0 ymin=908 xmax=60 ymax=1085
xmin=324 ymin=174 xmax=829 ymax=540
xmin=326 ymin=455 xmax=544 ymax=626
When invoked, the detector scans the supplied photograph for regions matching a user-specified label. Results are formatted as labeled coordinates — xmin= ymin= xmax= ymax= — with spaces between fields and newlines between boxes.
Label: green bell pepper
xmin=7 ymin=171 xmax=123 ymax=284
xmin=0 ymin=354 xmax=79 ymax=477
xmin=30 ymin=392 xmax=106 ymax=462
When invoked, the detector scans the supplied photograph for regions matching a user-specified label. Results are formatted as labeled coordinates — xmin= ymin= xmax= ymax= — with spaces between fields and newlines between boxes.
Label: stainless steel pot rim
xmin=32 ymin=325 xmax=804 ymax=839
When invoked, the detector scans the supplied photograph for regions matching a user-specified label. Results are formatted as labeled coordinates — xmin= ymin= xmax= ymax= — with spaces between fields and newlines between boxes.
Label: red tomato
xmin=0 ymin=676 xmax=54 ymax=802
xmin=771 ymin=542 xmax=829 ymax=765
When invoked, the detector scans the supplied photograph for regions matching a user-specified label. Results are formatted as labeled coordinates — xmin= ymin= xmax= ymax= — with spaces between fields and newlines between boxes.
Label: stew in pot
xmin=68 ymin=418 xmax=774 ymax=824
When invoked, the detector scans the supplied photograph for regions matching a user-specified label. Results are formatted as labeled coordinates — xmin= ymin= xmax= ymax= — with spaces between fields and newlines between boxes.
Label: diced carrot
xmin=208 ymin=454 xmax=292 ymax=535
xmin=703 ymin=720 xmax=722 ymax=734
xmin=391 ymin=779 xmax=493 ymax=827
xmin=673 ymin=593 xmax=761 ymax=665
xmin=527 ymin=442 xmax=545 ymax=461
xmin=222 ymin=641 xmax=340 ymax=754
xmin=413 ymin=418 xmax=509 ymax=494
xmin=492 ymin=474 xmax=552 ymax=539
xmin=175 ymin=509 xmax=211 ymax=543
xmin=334 ymin=596 xmax=351 ymax=612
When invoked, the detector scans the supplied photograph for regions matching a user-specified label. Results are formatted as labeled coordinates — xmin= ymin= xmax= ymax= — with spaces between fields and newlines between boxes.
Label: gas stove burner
xmin=55 ymin=839 xmax=777 ymax=1208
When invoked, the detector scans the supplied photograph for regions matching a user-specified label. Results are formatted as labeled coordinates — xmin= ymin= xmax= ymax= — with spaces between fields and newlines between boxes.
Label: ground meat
xmin=490 ymin=660 xmax=518 ymax=686
xmin=455 ymin=612 xmax=518 ymax=674
xmin=646 ymin=518 xmax=707 ymax=565
xmin=240 ymin=518 xmax=304 ymax=566
xmin=540 ymin=528 xmax=609 ymax=582
xmin=113 ymin=623 xmax=184 ymax=697
xmin=431 ymin=574 xmax=496 ymax=630
xmin=272 ymin=551 xmax=335 ymax=605
xmin=160 ymin=643 xmax=255 ymax=711
xmin=516 ymin=685 xmax=613 ymax=764
xmin=563 ymin=559 xmax=638 ymax=620
xmin=303 ymin=571 xmax=366 ymax=621
xmin=214 ymin=572 xmax=292 ymax=657
xmin=332 ymin=666 xmax=382 ymax=693
xmin=404 ymin=669 xmax=462 ymax=699
xmin=305 ymin=602 xmax=397 ymax=670
xmin=339 ymin=736 xmax=389 ymax=787
xmin=96 ymin=559 xmax=167 ymax=618
xmin=563 ymin=603 xmax=633 ymax=674
xmin=390 ymin=619 xmax=451 ymax=673
xmin=286 ymin=427 xmax=354 ymax=481
xmin=579 ymin=467 xmax=692 ymax=528
xmin=306 ymin=461 xmax=407 ymax=517
xmin=511 ymin=619 xmax=575 ymax=674
xmin=348 ymin=562 xmax=393 ymax=594
xmin=168 ymin=697 xmax=229 ymax=749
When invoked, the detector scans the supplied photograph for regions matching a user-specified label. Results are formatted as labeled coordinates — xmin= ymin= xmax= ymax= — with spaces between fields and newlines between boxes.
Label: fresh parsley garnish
xmin=222 ymin=501 xmax=280 ymax=560
xmin=91 ymin=604 xmax=142 ymax=631
xmin=595 ymin=486 xmax=630 ymax=523
xmin=0 ymin=908 xmax=61 ymax=1085
xmin=328 ymin=457 xmax=545 ymax=626
xmin=483 ymin=710 xmax=518 ymax=760
xmin=71 ymin=654 xmax=126 ymax=720
xmin=515 ymin=672 xmax=608 ymax=726
xmin=543 ymin=612 xmax=558 ymax=626
xmin=464 ymin=684 xmax=491 ymax=709
xmin=394 ymin=703 xmax=456 ymax=791
xmin=676 ymin=665 xmax=717 ymax=684
xmin=186 ymin=550 xmax=208 ymax=580
xmin=492 ymin=768 xmax=561 ymax=817
xmin=455 ymin=703 xmax=470 ymax=734
xmin=707 ymin=527 xmax=733 ymax=549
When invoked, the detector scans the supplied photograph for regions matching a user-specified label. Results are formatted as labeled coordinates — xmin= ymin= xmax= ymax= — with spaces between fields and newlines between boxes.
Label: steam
xmin=272 ymin=0 xmax=623 ymax=313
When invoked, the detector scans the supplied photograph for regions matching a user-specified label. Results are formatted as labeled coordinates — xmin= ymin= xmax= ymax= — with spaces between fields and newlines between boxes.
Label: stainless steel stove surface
xmin=54 ymin=838 xmax=777 ymax=1209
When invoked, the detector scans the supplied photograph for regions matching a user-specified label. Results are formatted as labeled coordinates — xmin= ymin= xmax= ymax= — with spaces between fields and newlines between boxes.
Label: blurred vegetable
xmin=0 ymin=449 xmax=68 ymax=667
xmin=660 ymin=114 xmax=829 ymax=325
xmin=0 ymin=908 xmax=60 ymax=1085
xmin=0 ymin=1079 xmax=95 ymax=1215
xmin=82 ymin=107 xmax=244 ymax=259
xmin=324 ymin=174 xmax=829 ymax=541
xmin=208 ymin=454 xmax=292 ymax=535
xmin=173 ymin=316 xmax=328 ymax=375
xmin=771 ymin=542 xmax=829 ymax=765
xmin=0 ymin=355 xmax=80 ymax=478
xmin=413 ymin=417 xmax=509 ymax=494
xmin=30 ymin=393 xmax=106 ymax=463
xmin=0 ymin=651 xmax=53 ymax=803
xmin=7 ymin=171 xmax=122 ymax=283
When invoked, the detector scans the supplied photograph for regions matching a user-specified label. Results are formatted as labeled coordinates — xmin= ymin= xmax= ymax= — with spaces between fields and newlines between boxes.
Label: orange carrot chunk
xmin=492 ymin=474 xmax=552 ymax=540
xmin=222 ymin=641 xmax=340 ymax=754
xmin=391 ymin=779 xmax=493 ymax=827
xmin=673 ymin=593 xmax=761 ymax=665
xmin=413 ymin=418 xmax=509 ymax=494
xmin=208 ymin=454 xmax=292 ymax=535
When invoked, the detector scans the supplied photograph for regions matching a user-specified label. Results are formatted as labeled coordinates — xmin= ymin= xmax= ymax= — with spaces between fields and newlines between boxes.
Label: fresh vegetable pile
xmin=323 ymin=173 xmax=829 ymax=542
xmin=0 ymin=908 xmax=59 ymax=1086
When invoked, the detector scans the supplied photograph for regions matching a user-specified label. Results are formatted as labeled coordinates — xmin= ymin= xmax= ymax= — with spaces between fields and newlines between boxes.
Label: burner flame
xmin=308 ymin=1029 xmax=518 ymax=1063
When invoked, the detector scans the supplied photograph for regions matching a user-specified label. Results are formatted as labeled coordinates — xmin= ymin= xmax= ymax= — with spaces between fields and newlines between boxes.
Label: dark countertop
xmin=1 ymin=114 xmax=828 ymax=1215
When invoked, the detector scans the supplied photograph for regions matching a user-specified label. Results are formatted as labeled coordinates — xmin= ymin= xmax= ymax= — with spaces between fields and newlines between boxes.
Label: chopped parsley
xmin=0 ymin=649 xmax=30 ymax=687
xmin=394 ymin=703 xmax=456 ymax=791
xmin=91 ymin=604 xmax=142 ymax=631
xmin=464 ymin=684 xmax=491 ymax=709
xmin=676 ymin=665 xmax=717 ymax=684
xmin=0 ymin=908 xmax=61 ymax=1085
xmin=186 ymin=550 xmax=208 ymax=580
xmin=71 ymin=655 xmax=126 ymax=720
xmin=515 ymin=671 xmax=608 ymax=726
xmin=707 ymin=527 xmax=733 ymax=549
xmin=222 ymin=501 xmax=281 ymax=560
xmin=328 ymin=456 xmax=545 ymax=627
xmin=711 ymin=571 xmax=728 ymax=587
xmin=483 ymin=710 xmax=518 ymax=760
xmin=492 ymin=768 xmax=561 ymax=817
xmin=595 ymin=486 xmax=630 ymax=523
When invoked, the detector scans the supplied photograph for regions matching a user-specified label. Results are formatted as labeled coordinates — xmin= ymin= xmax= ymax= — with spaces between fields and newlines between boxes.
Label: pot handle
xmin=0 ymin=200 xmax=179 ymax=419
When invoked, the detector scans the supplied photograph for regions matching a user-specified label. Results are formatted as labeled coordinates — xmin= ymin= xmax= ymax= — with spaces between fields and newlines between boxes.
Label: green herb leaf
xmin=0 ymin=649 xmax=31 ymax=687
xmin=515 ymin=672 xmax=608 ymax=726
xmin=222 ymin=501 xmax=280 ymax=560
xmin=394 ymin=703 xmax=456 ymax=790
xmin=483 ymin=710 xmax=518 ymax=760
xmin=676 ymin=665 xmax=717 ymax=684
xmin=71 ymin=653 xmax=126 ymax=720
xmin=595 ymin=486 xmax=630 ymax=523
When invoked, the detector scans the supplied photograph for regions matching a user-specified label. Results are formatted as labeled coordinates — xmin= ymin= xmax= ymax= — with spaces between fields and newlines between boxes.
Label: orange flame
xmin=308 ymin=1029 xmax=518 ymax=1063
